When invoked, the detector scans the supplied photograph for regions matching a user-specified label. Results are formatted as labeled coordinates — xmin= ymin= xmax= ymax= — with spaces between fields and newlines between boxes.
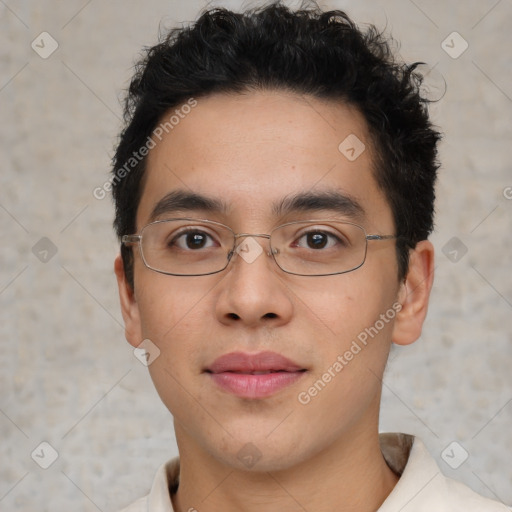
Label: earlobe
xmin=392 ymin=240 xmax=435 ymax=346
xmin=114 ymin=254 xmax=143 ymax=348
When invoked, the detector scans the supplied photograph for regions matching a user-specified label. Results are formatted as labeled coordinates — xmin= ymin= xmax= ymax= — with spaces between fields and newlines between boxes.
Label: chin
xmin=203 ymin=428 xmax=315 ymax=473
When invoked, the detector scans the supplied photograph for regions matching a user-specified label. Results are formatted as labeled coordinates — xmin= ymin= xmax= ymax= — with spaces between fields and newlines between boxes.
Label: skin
xmin=115 ymin=90 xmax=434 ymax=512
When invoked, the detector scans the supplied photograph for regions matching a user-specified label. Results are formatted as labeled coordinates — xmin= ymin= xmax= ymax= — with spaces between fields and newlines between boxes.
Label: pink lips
xmin=205 ymin=351 xmax=307 ymax=399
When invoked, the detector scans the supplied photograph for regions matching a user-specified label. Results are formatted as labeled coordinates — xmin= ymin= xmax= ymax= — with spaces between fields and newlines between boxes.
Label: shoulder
xmin=442 ymin=477 xmax=510 ymax=511
xmin=116 ymin=457 xmax=180 ymax=512
xmin=379 ymin=433 xmax=510 ymax=511
xmin=117 ymin=495 xmax=148 ymax=512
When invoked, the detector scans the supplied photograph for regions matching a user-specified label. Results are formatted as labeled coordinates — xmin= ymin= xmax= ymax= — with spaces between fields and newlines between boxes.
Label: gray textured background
xmin=1 ymin=0 xmax=511 ymax=510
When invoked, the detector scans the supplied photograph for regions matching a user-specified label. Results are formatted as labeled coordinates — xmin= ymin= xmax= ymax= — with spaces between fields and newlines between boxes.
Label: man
xmin=111 ymin=2 xmax=509 ymax=511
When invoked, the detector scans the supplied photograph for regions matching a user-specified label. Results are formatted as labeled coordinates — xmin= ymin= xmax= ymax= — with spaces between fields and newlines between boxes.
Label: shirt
xmin=119 ymin=433 xmax=510 ymax=511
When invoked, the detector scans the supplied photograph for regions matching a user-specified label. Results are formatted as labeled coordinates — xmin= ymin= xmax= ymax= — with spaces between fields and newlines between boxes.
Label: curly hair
xmin=111 ymin=1 xmax=441 ymax=286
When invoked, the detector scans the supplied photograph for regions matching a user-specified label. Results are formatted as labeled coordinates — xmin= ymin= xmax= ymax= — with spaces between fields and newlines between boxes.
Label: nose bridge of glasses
xmin=233 ymin=233 xmax=276 ymax=257
xmin=234 ymin=233 xmax=271 ymax=239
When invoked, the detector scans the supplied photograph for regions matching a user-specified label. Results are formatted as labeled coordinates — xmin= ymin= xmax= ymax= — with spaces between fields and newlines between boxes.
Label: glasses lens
xmin=271 ymin=221 xmax=367 ymax=276
xmin=140 ymin=219 xmax=234 ymax=275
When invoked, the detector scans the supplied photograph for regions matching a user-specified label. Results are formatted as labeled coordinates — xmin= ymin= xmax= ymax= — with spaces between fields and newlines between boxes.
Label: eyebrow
xmin=149 ymin=189 xmax=365 ymax=222
xmin=273 ymin=190 xmax=365 ymax=220
xmin=149 ymin=190 xmax=230 ymax=221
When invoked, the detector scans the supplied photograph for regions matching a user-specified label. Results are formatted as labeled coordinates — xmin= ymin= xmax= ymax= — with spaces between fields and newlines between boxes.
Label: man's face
xmin=120 ymin=91 xmax=406 ymax=471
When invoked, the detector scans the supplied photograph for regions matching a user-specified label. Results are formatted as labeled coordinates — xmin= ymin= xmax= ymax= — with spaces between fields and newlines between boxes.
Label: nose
xmin=215 ymin=235 xmax=294 ymax=328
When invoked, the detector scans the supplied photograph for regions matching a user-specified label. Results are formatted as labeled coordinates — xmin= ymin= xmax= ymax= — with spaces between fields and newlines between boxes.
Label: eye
xmin=293 ymin=229 xmax=346 ymax=250
xmin=170 ymin=228 xmax=217 ymax=250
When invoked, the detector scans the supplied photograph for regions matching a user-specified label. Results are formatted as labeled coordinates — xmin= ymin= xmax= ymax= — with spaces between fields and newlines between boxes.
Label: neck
xmin=171 ymin=421 xmax=399 ymax=512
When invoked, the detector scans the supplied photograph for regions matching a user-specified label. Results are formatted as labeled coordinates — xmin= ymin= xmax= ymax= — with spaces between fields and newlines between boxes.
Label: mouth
xmin=204 ymin=351 xmax=307 ymax=399
xmin=216 ymin=370 xmax=302 ymax=375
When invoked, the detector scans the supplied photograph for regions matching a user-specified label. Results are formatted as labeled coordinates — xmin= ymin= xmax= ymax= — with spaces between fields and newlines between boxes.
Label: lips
xmin=206 ymin=350 xmax=304 ymax=374
xmin=205 ymin=351 xmax=307 ymax=399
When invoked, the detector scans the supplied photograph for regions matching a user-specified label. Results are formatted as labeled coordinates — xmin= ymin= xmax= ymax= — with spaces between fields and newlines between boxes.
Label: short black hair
xmin=111 ymin=1 xmax=441 ymax=287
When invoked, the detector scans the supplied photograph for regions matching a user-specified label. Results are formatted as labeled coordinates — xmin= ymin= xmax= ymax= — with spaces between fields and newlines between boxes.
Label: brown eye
xmin=306 ymin=232 xmax=328 ymax=249
xmin=294 ymin=230 xmax=345 ymax=250
xmin=170 ymin=229 xmax=216 ymax=250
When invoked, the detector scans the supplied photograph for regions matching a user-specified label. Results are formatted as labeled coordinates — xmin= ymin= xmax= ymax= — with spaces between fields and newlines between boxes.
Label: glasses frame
xmin=122 ymin=217 xmax=398 ymax=277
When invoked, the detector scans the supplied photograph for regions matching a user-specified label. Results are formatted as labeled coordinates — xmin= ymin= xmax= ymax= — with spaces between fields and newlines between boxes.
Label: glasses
xmin=122 ymin=218 xmax=397 ymax=277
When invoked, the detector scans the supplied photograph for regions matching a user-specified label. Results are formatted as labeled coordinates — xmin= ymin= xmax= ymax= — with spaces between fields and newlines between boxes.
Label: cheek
xmin=292 ymin=281 xmax=397 ymax=435
xmin=294 ymin=269 xmax=399 ymax=394
xmin=291 ymin=268 xmax=398 ymax=342
xmin=135 ymin=273 xmax=210 ymax=339
xmin=138 ymin=279 xmax=212 ymax=415
xmin=135 ymin=275 xmax=213 ymax=390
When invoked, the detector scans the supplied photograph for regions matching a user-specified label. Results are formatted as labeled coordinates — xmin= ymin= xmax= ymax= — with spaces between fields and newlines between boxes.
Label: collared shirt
xmin=119 ymin=433 xmax=510 ymax=511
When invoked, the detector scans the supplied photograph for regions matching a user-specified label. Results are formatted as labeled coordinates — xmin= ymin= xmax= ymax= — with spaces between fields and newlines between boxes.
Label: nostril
xmin=264 ymin=312 xmax=278 ymax=319
xmin=227 ymin=312 xmax=240 ymax=320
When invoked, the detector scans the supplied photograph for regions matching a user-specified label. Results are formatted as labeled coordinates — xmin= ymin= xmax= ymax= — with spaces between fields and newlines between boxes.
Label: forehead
xmin=137 ymin=90 xmax=393 ymax=230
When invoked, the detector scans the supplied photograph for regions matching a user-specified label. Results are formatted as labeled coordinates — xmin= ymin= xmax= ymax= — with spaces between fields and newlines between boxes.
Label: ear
xmin=392 ymin=240 xmax=435 ymax=346
xmin=114 ymin=254 xmax=143 ymax=348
